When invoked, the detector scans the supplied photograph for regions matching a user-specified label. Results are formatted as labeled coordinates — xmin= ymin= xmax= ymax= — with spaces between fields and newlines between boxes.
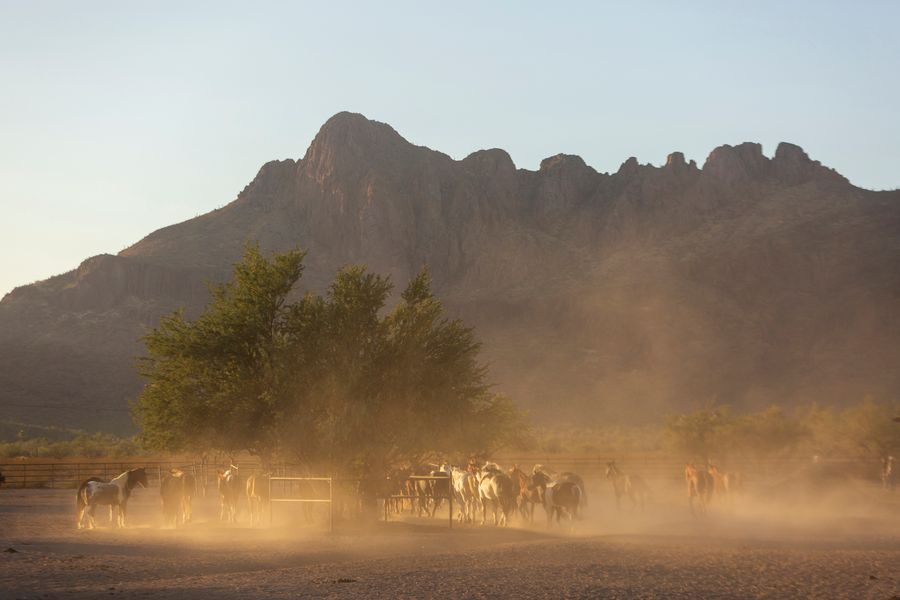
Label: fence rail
xmin=0 ymin=455 xmax=886 ymax=490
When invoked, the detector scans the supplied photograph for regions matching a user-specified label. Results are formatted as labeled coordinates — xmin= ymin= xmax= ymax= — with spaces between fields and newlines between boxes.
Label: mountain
xmin=2 ymin=112 xmax=899 ymax=433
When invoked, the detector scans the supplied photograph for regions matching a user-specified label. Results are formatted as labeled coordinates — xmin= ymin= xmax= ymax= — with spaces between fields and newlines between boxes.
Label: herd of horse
xmin=67 ymin=455 xmax=898 ymax=529
xmin=378 ymin=461 xmax=587 ymax=528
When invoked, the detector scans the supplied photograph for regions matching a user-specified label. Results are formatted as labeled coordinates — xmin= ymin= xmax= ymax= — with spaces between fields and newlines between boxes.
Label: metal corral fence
xmin=0 ymin=461 xmax=202 ymax=489
xmin=268 ymin=476 xmax=334 ymax=531
xmin=0 ymin=455 xmax=886 ymax=490
xmin=0 ymin=459 xmax=276 ymax=490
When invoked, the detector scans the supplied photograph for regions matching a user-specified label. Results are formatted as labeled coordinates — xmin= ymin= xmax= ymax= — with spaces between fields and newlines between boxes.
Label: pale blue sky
xmin=1 ymin=1 xmax=898 ymax=298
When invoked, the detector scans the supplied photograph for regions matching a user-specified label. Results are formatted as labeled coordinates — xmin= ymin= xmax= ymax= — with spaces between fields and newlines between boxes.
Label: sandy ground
xmin=1 ymin=479 xmax=899 ymax=599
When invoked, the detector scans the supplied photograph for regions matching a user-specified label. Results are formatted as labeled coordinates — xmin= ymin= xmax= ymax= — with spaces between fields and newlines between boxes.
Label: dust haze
xmin=2 ymin=457 xmax=898 ymax=599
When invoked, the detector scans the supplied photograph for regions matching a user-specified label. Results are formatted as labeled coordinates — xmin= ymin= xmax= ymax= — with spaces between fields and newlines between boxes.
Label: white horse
xmin=217 ymin=465 xmax=241 ymax=523
xmin=76 ymin=468 xmax=148 ymax=529
xmin=451 ymin=466 xmax=478 ymax=523
xmin=883 ymin=456 xmax=896 ymax=492
xmin=478 ymin=462 xmax=514 ymax=526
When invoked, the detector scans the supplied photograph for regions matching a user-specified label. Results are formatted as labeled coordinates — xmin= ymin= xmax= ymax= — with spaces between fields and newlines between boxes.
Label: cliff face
xmin=2 ymin=112 xmax=899 ymax=432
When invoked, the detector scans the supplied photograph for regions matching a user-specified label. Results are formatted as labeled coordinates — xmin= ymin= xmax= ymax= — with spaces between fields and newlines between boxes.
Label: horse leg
xmin=88 ymin=504 xmax=97 ymax=529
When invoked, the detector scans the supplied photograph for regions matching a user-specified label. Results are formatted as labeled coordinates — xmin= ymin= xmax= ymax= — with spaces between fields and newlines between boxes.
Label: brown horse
xmin=246 ymin=473 xmax=270 ymax=526
xmin=708 ymin=464 xmax=742 ymax=503
xmin=684 ymin=463 xmax=713 ymax=516
xmin=160 ymin=468 xmax=195 ymax=527
xmin=605 ymin=461 xmax=650 ymax=512
xmin=532 ymin=470 xmax=583 ymax=528
xmin=509 ymin=465 xmax=543 ymax=523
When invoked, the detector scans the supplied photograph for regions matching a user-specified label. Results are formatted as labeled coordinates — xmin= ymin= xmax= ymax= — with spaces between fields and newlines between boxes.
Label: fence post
xmin=268 ymin=476 xmax=273 ymax=527
xmin=448 ymin=486 xmax=453 ymax=529
xmin=328 ymin=477 xmax=334 ymax=534
xmin=22 ymin=463 xmax=27 ymax=489
xmin=50 ymin=464 xmax=55 ymax=489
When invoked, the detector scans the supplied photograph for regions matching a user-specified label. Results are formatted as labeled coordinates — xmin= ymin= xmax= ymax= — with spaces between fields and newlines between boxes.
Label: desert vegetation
xmin=0 ymin=430 xmax=141 ymax=459
xmin=133 ymin=245 xmax=527 ymax=474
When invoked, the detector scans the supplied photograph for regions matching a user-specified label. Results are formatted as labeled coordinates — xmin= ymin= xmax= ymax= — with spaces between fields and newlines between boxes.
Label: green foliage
xmin=803 ymin=399 xmax=900 ymax=458
xmin=134 ymin=246 xmax=527 ymax=474
xmin=666 ymin=401 xmax=900 ymax=461
xmin=530 ymin=424 xmax=663 ymax=455
xmin=665 ymin=408 xmax=732 ymax=459
xmin=0 ymin=432 xmax=142 ymax=459
xmin=666 ymin=406 xmax=810 ymax=460
xmin=725 ymin=406 xmax=810 ymax=459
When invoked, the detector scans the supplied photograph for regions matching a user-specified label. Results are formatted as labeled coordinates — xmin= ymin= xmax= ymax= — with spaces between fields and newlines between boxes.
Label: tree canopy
xmin=133 ymin=244 xmax=527 ymax=474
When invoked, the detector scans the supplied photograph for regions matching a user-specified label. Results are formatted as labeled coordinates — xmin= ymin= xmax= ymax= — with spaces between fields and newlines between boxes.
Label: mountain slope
xmin=2 ymin=112 xmax=898 ymax=432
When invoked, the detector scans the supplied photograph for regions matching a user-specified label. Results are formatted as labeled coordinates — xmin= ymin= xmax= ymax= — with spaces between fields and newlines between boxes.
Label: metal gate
xmin=268 ymin=476 xmax=334 ymax=532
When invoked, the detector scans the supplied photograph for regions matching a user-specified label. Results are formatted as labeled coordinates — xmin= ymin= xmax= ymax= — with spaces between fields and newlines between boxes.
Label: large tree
xmin=134 ymin=245 xmax=526 ymax=473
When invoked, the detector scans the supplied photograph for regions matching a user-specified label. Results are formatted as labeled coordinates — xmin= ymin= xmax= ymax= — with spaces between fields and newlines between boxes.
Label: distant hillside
xmin=2 ymin=112 xmax=899 ymax=433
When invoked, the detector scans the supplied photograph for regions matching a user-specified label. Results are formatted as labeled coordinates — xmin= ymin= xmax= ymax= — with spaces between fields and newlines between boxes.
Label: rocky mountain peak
xmin=616 ymin=156 xmax=641 ymax=177
xmin=539 ymin=153 xmax=590 ymax=173
xmin=301 ymin=112 xmax=414 ymax=183
xmin=462 ymin=148 xmax=517 ymax=178
xmin=665 ymin=151 xmax=687 ymax=169
xmin=702 ymin=142 xmax=769 ymax=186
xmin=772 ymin=141 xmax=848 ymax=185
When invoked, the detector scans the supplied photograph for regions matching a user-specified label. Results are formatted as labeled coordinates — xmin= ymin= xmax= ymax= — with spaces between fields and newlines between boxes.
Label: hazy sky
xmin=1 ymin=1 xmax=898 ymax=298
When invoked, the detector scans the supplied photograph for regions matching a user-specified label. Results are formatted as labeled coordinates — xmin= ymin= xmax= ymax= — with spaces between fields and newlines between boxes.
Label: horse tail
xmin=76 ymin=477 xmax=102 ymax=509
xmin=571 ymin=484 xmax=584 ymax=519
xmin=76 ymin=482 xmax=87 ymax=510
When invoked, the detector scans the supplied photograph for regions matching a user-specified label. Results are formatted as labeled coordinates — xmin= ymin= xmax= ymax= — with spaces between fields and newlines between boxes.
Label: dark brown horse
xmin=532 ymin=470 xmax=583 ymax=528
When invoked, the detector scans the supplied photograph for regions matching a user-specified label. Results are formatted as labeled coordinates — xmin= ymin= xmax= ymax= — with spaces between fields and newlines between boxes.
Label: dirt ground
xmin=1 ymin=478 xmax=898 ymax=599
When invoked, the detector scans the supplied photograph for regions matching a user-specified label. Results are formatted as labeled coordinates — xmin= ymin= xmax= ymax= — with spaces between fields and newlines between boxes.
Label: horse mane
xmin=110 ymin=470 xmax=130 ymax=484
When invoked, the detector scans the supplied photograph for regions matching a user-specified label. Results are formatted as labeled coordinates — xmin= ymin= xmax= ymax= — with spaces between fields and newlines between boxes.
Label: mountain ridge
xmin=1 ymin=112 xmax=898 ymax=433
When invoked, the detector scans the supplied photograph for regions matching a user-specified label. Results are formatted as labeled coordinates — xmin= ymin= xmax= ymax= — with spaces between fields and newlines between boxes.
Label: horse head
xmin=605 ymin=461 xmax=618 ymax=479
xmin=129 ymin=468 xmax=149 ymax=489
xmin=531 ymin=470 xmax=550 ymax=490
